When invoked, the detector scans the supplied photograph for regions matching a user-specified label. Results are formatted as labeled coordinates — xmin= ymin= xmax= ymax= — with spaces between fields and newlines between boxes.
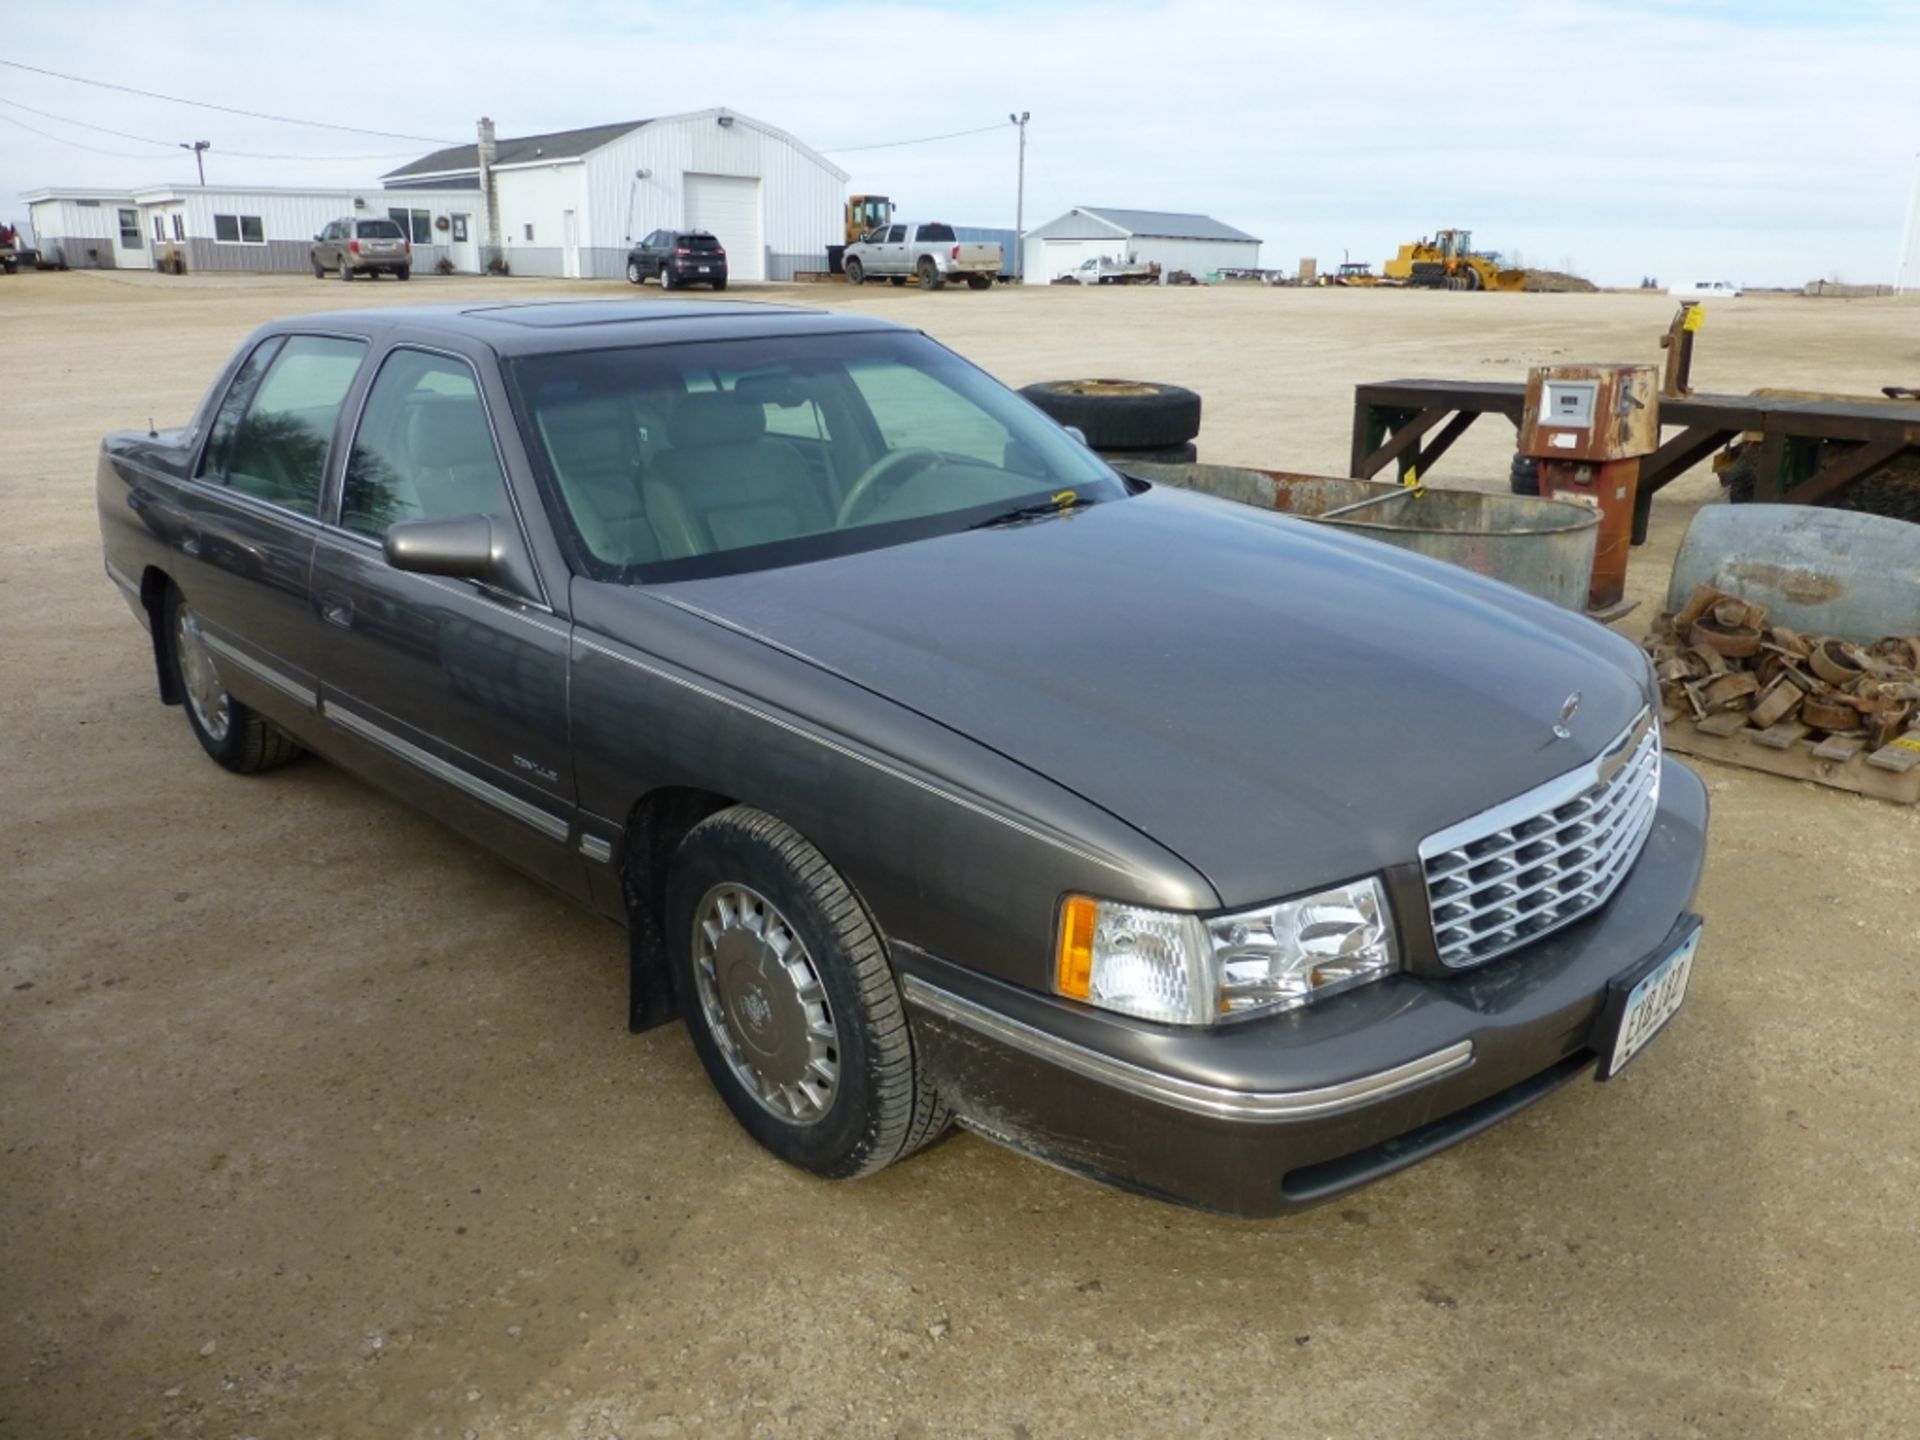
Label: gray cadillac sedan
xmin=97 ymin=301 xmax=1707 ymax=1216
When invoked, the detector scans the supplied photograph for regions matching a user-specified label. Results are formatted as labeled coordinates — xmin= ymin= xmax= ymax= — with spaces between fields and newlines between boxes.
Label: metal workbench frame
xmin=1350 ymin=380 xmax=1920 ymax=543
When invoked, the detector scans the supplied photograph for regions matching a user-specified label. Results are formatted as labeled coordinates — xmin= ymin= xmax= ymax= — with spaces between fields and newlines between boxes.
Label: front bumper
xmin=897 ymin=756 xmax=1708 ymax=1217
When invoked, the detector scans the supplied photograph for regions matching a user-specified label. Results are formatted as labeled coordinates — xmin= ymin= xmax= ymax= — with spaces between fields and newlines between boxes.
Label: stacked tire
xmin=1017 ymin=380 xmax=1202 ymax=465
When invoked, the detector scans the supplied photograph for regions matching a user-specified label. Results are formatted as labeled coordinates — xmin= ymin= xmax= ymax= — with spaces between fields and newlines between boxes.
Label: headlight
xmin=1055 ymin=879 xmax=1398 ymax=1026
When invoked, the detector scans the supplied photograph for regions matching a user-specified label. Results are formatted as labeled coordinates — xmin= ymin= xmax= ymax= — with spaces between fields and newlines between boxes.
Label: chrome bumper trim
xmin=900 ymin=976 xmax=1474 ymax=1123
xmin=104 ymin=560 xmax=139 ymax=596
xmin=201 ymin=632 xmax=318 ymax=711
xmin=323 ymin=701 xmax=572 ymax=844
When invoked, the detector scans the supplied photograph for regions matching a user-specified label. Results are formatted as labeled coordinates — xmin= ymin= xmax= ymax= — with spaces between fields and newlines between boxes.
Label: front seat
xmin=534 ymin=392 xmax=662 ymax=567
xmin=647 ymin=391 xmax=831 ymax=559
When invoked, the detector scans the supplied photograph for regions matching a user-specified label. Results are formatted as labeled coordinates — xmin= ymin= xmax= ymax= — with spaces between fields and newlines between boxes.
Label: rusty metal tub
xmin=1126 ymin=462 xmax=1601 ymax=611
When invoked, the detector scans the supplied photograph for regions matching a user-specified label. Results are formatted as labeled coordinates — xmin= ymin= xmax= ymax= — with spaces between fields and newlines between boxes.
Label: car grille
xmin=1419 ymin=712 xmax=1661 ymax=969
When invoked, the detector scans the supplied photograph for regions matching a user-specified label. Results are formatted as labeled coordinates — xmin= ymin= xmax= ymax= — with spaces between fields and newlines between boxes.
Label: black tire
xmin=338 ymin=262 xmax=353 ymax=282
xmin=311 ymin=258 xmax=324 ymax=278
xmin=889 ymin=276 xmax=907 ymax=287
xmin=1099 ymin=440 xmax=1199 ymax=466
xmin=712 ymin=278 xmax=727 ymax=292
xmin=1721 ymin=447 xmax=1920 ymax=522
xmin=918 ymin=258 xmax=945 ymax=291
xmin=395 ymin=266 xmax=410 ymax=281
xmin=966 ymin=275 xmax=992 ymax=291
xmin=627 ymin=259 xmax=643 ymax=285
xmin=1018 ymin=379 xmax=1203 ymax=450
xmin=162 ymin=587 xmax=302 ymax=774
xmin=666 ymin=806 xmax=949 ymax=1179
xmin=1509 ymin=453 xmax=1541 ymax=496
xmin=661 ymin=267 xmax=676 ymax=291
xmin=844 ymin=258 xmax=864 ymax=286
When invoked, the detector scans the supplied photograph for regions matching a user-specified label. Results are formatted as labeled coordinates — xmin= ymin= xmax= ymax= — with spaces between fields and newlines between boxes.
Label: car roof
xmin=256 ymin=300 xmax=910 ymax=356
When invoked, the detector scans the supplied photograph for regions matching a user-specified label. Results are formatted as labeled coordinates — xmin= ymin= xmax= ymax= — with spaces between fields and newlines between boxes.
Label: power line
xmin=0 ymin=58 xmax=461 ymax=145
xmin=0 ymin=96 xmax=421 ymax=160
xmin=822 ymin=122 xmax=1006 ymax=154
xmin=0 ymin=109 xmax=160 ymax=159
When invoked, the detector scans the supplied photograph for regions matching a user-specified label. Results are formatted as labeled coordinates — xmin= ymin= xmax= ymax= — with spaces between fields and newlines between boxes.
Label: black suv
xmin=625 ymin=230 xmax=728 ymax=290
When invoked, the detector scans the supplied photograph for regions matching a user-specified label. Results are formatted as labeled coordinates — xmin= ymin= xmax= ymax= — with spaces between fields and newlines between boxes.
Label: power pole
xmin=180 ymin=141 xmax=209 ymax=185
xmin=1009 ymin=111 xmax=1029 ymax=282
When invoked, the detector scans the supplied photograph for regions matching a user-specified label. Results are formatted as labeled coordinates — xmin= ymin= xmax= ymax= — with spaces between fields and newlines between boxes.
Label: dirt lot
xmin=3 ymin=271 xmax=1917 ymax=1440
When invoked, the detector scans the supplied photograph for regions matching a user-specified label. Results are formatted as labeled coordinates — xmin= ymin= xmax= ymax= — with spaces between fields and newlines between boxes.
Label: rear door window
xmin=203 ymin=335 xmax=368 ymax=516
xmin=885 ymin=226 xmax=906 ymax=244
xmin=917 ymin=223 xmax=956 ymax=243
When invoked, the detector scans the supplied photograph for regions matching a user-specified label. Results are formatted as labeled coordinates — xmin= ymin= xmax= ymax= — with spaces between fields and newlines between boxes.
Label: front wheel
xmin=164 ymin=587 xmax=302 ymax=774
xmin=844 ymin=258 xmax=864 ymax=286
xmin=666 ymin=806 xmax=949 ymax=1179
xmin=627 ymin=260 xmax=643 ymax=285
xmin=338 ymin=262 xmax=353 ymax=282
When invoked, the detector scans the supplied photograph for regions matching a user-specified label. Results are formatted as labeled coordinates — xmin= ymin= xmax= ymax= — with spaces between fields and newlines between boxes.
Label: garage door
xmin=1037 ymin=237 xmax=1125 ymax=283
xmin=685 ymin=173 xmax=764 ymax=282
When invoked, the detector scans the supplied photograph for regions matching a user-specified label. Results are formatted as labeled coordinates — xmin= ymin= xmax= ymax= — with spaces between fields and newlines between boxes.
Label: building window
xmin=172 ymin=214 xmax=184 ymax=242
xmin=213 ymin=214 xmax=266 ymax=245
xmin=387 ymin=208 xmax=431 ymax=244
xmin=523 ymin=223 xmax=534 ymax=243
xmin=119 ymin=209 xmax=142 ymax=248
xmin=450 ymin=214 xmax=469 ymax=243
xmin=153 ymin=214 xmax=167 ymax=242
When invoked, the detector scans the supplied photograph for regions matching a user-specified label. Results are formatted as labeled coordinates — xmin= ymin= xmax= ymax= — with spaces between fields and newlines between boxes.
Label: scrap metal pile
xmin=1646 ymin=586 xmax=1920 ymax=770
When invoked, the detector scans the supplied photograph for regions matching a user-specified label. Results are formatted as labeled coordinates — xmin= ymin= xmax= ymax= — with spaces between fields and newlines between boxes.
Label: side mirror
xmin=384 ymin=515 xmax=500 ymax=580
xmin=1063 ymin=425 xmax=1090 ymax=447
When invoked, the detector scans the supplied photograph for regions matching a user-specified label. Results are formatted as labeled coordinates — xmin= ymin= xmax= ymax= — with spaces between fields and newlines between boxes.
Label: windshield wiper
xmin=967 ymin=489 xmax=1096 ymax=530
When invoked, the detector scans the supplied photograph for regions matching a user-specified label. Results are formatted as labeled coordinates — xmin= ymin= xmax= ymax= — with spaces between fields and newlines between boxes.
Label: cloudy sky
xmin=4 ymin=0 xmax=1917 ymax=286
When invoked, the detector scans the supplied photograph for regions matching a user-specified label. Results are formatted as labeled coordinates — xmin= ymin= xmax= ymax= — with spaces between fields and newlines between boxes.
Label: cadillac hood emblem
xmin=1553 ymin=691 xmax=1582 ymax=740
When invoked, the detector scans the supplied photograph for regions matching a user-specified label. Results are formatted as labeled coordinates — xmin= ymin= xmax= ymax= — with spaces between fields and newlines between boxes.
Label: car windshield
xmin=506 ymin=330 xmax=1126 ymax=581
xmin=357 ymin=220 xmax=403 ymax=239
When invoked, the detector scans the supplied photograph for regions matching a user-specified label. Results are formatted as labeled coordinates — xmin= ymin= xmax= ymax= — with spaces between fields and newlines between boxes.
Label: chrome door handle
xmin=320 ymin=594 xmax=354 ymax=629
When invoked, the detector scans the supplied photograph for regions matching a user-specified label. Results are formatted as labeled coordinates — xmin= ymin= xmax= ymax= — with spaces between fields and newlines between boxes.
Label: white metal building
xmin=382 ymin=109 xmax=850 ymax=282
xmin=23 ymin=183 xmax=475 ymax=274
xmin=1021 ymin=207 xmax=1262 ymax=283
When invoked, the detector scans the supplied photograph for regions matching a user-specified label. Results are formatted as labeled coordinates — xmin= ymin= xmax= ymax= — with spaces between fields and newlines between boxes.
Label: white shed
xmin=1021 ymin=207 xmax=1262 ymax=283
xmin=23 ymin=183 xmax=477 ymax=274
xmin=383 ymin=109 xmax=849 ymax=282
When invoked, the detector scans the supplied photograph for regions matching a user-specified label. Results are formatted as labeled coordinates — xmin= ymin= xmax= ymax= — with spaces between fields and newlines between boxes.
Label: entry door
xmin=685 ymin=173 xmax=764 ymax=280
xmin=448 ymin=212 xmax=476 ymax=273
xmin=311 ymin=346 xmax=587 ymax=900
xmin=562 ymin=210 xmax=581 ymax=278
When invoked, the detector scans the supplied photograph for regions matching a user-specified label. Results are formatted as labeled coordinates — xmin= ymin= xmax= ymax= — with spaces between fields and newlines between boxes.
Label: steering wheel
xmin=836 ymin=448 xmax=941 ymax=527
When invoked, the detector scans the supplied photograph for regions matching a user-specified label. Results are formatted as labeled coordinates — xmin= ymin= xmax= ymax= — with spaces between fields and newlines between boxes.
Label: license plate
xmin=1599 ymin=926 xmax=1699 ymax=1078
xmin=697 ymin=266 xmax=710 ymax=274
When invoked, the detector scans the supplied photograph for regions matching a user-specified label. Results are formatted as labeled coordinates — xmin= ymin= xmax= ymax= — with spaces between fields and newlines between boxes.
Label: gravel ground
xmin=2 ymin=271 xmax=1917 ymax=1440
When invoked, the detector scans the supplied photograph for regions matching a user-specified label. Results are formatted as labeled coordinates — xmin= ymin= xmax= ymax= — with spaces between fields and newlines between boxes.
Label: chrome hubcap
xmin=175 ymin=605 xmax=231 ymax=742
xmin=693 ymin=884 xmax=838 ymax=1123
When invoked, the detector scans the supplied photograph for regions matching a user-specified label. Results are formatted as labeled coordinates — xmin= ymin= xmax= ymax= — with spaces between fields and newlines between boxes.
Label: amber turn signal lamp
xmin=1056 ymin=895 xmax=1097 ymax=999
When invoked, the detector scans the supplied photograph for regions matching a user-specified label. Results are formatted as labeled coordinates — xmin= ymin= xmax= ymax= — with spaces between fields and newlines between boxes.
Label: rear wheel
xmin=666 ymin=806 xmax=949 ymax=1179
xmin=918 ymin=258 xmax=945 ymax=290
xmin=966 ymin=275 xmax=992 ymax=291
xmin=661 ymin=267 xmax=676 ymax=291
xmin=844 ymin=258 xmax=865 ymax=286
xmin=164 ymin=587 xmax=302 ymax=774
xmin=889 ymin=276 xmax=907 ymax=287
xmin=712 ymin=278 xmax=727 ymax=292
xmin=395 ymin=265 xmax=410 ymax=282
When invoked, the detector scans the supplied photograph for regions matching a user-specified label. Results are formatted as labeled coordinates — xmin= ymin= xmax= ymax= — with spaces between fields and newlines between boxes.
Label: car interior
xmin=520 ymin=353 xmax=1079 ymax=573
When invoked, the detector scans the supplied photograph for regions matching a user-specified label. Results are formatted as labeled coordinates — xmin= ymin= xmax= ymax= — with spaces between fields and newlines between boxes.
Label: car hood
xmin=657 ymin=485 xmax=1650 ymax=905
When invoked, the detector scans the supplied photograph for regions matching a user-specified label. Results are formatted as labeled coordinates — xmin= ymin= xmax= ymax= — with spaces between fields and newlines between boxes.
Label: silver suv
xmin=311 ymin=217 xmax=411 ymax=281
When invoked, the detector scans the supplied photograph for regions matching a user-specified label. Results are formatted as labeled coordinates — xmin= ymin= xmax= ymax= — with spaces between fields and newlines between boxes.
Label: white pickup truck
xmin=842 ymin=222 xmax=1001 ymax=290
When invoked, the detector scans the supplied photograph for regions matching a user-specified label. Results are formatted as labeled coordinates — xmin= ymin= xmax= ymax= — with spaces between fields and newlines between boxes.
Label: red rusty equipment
xmin=1519 ymin=364 xmax=1660 ymax=610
